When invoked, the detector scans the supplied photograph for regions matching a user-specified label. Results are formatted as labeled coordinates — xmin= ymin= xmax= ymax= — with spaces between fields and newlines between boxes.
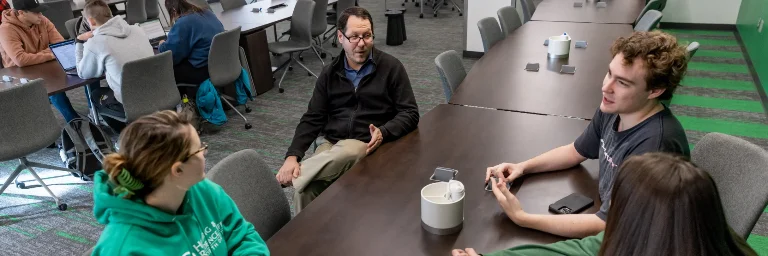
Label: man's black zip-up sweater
xmin=286 ymin=48 xmax=419 ymax=161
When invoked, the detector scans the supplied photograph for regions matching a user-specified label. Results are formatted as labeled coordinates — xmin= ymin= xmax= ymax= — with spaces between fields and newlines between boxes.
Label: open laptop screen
xmin=49 ymin=40 xmax=77 ymax=71
xmin=139 ymin=19 xmax=166 ymax=41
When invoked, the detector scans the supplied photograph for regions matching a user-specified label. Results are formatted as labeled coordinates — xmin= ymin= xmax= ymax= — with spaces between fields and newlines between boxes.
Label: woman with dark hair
xmin=158 ymin=0 xmax=223 ymax=89
xmin=453 ymin=152 xmax=757 ymax=256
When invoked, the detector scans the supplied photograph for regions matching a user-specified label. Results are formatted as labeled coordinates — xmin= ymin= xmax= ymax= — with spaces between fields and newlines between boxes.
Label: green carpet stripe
xmin=688 ymin=62 xmax=750 ymax=73
xmin=671 ymin=95 xmax=765 ymax=113
xmin=0 ymin=213 xmax=19 ymax=222
xmin=677 ymin=116 xmax=768 ymax=139
xmin=695 ymin=49 xmax=745 ymax=59
xmin=56 ymin=231 xmax=92 ymax=244
xmin=663 ymin=29 xmax=734 ymax=36
xmin=747 ymin=234 xmax=768 ymax=255
xmin=682 ymin=77 xmax=756 ymax=91
xmin=681 ymin=38 xmax=739 ymax=46
xmin=5 ymin=226 xmax=35 ymax=237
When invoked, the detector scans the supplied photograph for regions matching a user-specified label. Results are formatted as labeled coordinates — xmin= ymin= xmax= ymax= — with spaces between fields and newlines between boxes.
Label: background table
xmin=0 ymin=61 xmax=100 ymax=96
xmin=267 ymin=104 xmax=600 ymax=255
xmin=69 ymin=0 xmax=127 ymax=11
xmin=531 ymin=0 xmax=645 ymax=24
xmin=450 ymin=21 xmax=633 ymax=120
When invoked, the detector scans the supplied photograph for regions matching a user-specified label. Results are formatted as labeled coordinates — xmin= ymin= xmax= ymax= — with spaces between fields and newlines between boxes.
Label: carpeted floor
xmin=2 ymin=1 xmax=767 ymax=254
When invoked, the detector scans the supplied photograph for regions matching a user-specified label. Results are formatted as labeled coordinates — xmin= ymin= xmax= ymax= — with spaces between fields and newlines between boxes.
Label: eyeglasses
xmin=341 ymin=33 xmax=375 ymax=44
xmin=182 ymin=142 xmax=208 ymax=162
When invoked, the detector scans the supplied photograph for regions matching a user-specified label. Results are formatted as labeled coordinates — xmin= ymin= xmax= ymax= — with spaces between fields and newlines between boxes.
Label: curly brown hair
xmin=610 ymin=31 xmax=688 ymax=101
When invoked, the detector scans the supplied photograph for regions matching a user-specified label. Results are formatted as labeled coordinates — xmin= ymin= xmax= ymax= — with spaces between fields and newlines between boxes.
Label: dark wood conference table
xmin=267 ymin=104 xmax=600 ymax=255
xmin=449 ymin=21 xmax=632 ymax=120
xmin=531 ymin=0 xmax=645 ymax=24
xmin=0 ymin=60 xmax=100 ymax=96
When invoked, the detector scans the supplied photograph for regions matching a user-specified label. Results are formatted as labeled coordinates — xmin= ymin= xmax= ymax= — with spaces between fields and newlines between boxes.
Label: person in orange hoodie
xmin=0 ymin=0 xmax=80 ymax=122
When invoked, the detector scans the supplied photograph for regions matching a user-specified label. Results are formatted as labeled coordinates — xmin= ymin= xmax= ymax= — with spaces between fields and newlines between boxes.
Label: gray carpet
xmin=0 ymin=0 xmax=470 ymax=254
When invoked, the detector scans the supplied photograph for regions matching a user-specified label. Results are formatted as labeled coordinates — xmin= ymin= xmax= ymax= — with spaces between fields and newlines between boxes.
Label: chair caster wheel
xmin=331 ymin=43 xmax=337 ymax=47
xmin=419 ymin=13 xmax=424 ymax=18
xmin=452 ymin=7 xmax=454 ymax=11
xmin=58 ymin=203 xmax=67 ymax=211
xmin=307 ymin=72 xmax=312 ymax=76
xmin=288 ymin=66 xmax=293 ymax=71
xmin=245 ymin=107 xmax=252 ymax=113
xmin=299 ymin=56 xmax=304 ymax=61
xmin=16 ymin=182 xmax=25 ymax=189
xmin=279 ymin=88 xmax=284 ymax=93
xmin=320 ymin=53 xmax=327 ymax=58
xmin=434 ymin=13 xmax=437 ymax=17
xmin=459 ymin=13 xmax=463 ymax=16
xmin=415 ymin=3 xmax=420 ymax=7
xmin=402 ymin=2 xmax=405 ymax=5
xmin=245 ymin=123 xmax=252 ymax=129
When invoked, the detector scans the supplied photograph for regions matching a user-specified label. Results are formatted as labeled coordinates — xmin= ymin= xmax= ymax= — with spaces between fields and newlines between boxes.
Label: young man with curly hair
xmin=484 ymin=31 xmax=691 ymax=238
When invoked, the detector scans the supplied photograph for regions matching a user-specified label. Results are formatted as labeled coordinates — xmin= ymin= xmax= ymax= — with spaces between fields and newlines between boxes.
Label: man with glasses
xmin=276 ymin=7 xmax=419 ymax=212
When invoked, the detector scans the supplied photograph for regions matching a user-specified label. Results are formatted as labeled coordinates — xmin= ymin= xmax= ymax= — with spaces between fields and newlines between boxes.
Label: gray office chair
xmin=633 ymin=10 xmax=662 ymax=32
xmin=431 ymin=0 xmax=463 ymax=17
xmin=322 ymin=0 xmax=357 ymax=47
xmin=146 ymin=0 xmax=160 ymax=20
xmin=83 ymin=247 xmax=93 ymax=256
xmin=65 ymin=18 xmax=79 ymax=40
xmin=206 ymin=27 xmax=253 ymax=129
xmin=686 ymin=41 xmax=700 ymax=61
xmin=100 ymin=51 xmax=180 ymax=123
xmin=434 ymin=50 xmax=466 ymax=102
xmin=41 ymin=0 xmax=74 ymax=39
xmin=207 ymin=149 xmax=292 ymax=240
xmin=309 ymin=0 xmax=332 ymax=64
xmin=221 ymin=0 xmax=246 ymax=11
xmin=634 ymin=0 xmax=662 ymax=26
xmin=520 ymin=0 xmax=536 ymax=23
xmin=125 ymin=0 xmax=148 ymax=25
xmin=477 ymin=17 xmax=503 ymax=52
xmin=692 ymin=132 xmax=768 ymax=239
xmin=269 ymin=0 xmax=317 ymax=93
xmin=0 ymin=79 xmax=79 ymax=211
xmin=497 ymin=6 xmax=522 ymax=36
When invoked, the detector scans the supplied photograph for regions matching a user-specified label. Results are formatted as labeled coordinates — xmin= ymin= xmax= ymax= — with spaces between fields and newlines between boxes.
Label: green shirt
xmin=486 ymin=232 xmax=603 ymax=256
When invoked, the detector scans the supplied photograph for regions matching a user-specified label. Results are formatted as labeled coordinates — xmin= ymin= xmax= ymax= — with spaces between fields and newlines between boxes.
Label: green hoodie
xmin=485 ymin=232 xmax=603 ymax=256
xmin=91 ymin=171 xmax=270 ymax=256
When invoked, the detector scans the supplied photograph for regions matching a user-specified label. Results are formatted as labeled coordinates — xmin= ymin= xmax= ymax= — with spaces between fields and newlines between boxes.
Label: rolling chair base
xmin=0 ymin=157 xmax=78 ymax=211
xmin=273 ymin=53 xmax=318 ymax=93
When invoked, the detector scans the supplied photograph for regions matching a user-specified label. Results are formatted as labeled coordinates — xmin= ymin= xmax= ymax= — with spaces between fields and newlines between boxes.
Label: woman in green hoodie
xmin=91 ymin=110 xmax=269 ymax=256
xmin=453 ymin=152 xmax=756 ymax=256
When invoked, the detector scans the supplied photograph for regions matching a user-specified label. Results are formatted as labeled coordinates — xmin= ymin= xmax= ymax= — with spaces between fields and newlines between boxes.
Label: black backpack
xmin=58 ymin=118 xmax=116 ymax=181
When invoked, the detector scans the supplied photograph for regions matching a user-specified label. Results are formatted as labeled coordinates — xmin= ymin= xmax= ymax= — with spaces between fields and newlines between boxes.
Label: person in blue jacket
xmin=158 ymin=0 xmax=224 ymax=90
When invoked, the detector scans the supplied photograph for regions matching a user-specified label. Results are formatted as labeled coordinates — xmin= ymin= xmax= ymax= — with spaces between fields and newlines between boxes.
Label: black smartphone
xmin=548 ymin=193 xmax=594 ymax=214
xmin=485 ymin=176 xmax=511 ymax=191
xmin=430 ymin=167 xmax=457 ymax=182
xmin=525 ymin=63 xmax=540 ymax=72
xmin=560 ymin=65 xmax=576 ymax=74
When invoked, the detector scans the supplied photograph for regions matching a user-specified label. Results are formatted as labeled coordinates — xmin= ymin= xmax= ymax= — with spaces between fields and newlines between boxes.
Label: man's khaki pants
xmin=292 ymin=139 xmax=367 ymax=213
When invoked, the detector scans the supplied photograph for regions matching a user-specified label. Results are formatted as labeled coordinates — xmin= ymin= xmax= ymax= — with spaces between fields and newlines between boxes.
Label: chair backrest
xmin=311 ymin=0 xmax=330 ymax=37
xmin=0 ymin=79 xmax=62 ymax=161
xmin=41 ymin=0 xmax=74 ymax=39
xmin=335 ymin=0 xmax=357 ymax=22
xmin=65 ymin=18 xmax=79 ymax=40
xmin=686 ymin=41 xmax=700 ymax=61
xmin=634 ymin=0 xmax=662 ymax=26
xmin=434 ymin=50 xmax=466 ymax=102
xmin=692 ymin=133 xmax=768 ymax=239
xmin=658 ymin=0 xmax=667 ymax=11
xmin=477 ymin=17 xmax=503 ymax=52
xmin=221 ymin=0 xmax=246 ymax=11
xmin=289 ymin=0 xmax=316 ymax=46
xmin=125 ymin=0 xmax=148 ymax=25
xmin=633 ymin=10 xmax=662 ymax=32
xmin=519 ymin=0 xmax=535 ymax=23
xmin=207 ymin=149 xmax=292 ymax=240
xmin=120 ymin=51 xmax=181 ymax=122
xmin=145 ymin=0 xmax=160 ymax=20
xmin=208 ymin=27 xmax=243 ymax=87
xmin=497 ymin=6 xmax=522 ymax=36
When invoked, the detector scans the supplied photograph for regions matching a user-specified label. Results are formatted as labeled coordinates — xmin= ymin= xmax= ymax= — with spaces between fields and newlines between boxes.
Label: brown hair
xmin=164 ymin=0 xmax=205 ymax=24
xmin=610 ymin=31 xmax=688 ymax=100
xmin=600 ymin=153 xmax=756 ymax=256
xmin=102 ymin=111 xmax=193 ymax=199
xmin=83 ymin=0 xmax=113 ymax=25
xmin=337 ymin=6 xmax=373 ymax=34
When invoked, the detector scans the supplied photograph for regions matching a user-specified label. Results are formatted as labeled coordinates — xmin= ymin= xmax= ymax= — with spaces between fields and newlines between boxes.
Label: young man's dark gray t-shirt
xmin=574 ymin=106 xmax=689 ymax=220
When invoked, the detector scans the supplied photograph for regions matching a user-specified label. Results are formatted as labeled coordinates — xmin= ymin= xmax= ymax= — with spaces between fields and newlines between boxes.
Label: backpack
xmin=58 ymin=118 xmax=116 ymax=181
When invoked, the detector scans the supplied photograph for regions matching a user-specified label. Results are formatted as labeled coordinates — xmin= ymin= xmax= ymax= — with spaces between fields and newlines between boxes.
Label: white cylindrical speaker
xmin=421 ymin=181 xmax=465 ymax=235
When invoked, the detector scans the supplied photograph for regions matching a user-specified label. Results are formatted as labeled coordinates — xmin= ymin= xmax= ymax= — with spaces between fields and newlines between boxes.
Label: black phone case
xmin=548 ymin=193 xmax=594 ymax=214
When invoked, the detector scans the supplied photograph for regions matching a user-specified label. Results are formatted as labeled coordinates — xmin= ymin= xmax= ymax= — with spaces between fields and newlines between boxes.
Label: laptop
xmin=269 ymin=0 xmax=288 ymax=8
xmin=49 ymin=40 xmax=78 ymax=76
xmin=138 ymin=19 xmax=167 ymax=48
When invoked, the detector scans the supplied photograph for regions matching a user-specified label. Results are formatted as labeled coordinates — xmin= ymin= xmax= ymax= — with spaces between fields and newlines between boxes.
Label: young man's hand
xmin=366 ymin=124 xmax=382 ymax=155
xmin=276 ymin=156 xmax=300 ymax=185
xmin=486 ymin=162 xmax=525 ymax=184
xmin=77 ymin=31 xmax=93 ymax=42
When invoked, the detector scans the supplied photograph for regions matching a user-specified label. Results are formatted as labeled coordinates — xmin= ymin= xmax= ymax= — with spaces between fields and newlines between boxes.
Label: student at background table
xmin=0 ymin=0 xmax=80 ymax=122
xmin=158 ymin=0 xmax=224 ymax=94
xmin=485 ymin=31 xmax=691 ymax=238
xmin=455 ymin=153 xmax=757 ymax=256
xmin=91 ymin=111 xmax=269 ymax=256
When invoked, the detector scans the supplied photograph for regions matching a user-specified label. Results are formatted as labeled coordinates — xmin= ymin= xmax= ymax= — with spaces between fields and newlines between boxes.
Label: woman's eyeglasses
xmin=182 ymin=142 xmax=208 ymax=162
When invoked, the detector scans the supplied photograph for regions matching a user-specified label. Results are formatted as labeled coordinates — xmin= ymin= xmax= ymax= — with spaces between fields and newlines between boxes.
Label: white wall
xmin=661 ymin=0 xmax=742 ymax=24
xmin=465 ymin=0 xmax=514 ymax=52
